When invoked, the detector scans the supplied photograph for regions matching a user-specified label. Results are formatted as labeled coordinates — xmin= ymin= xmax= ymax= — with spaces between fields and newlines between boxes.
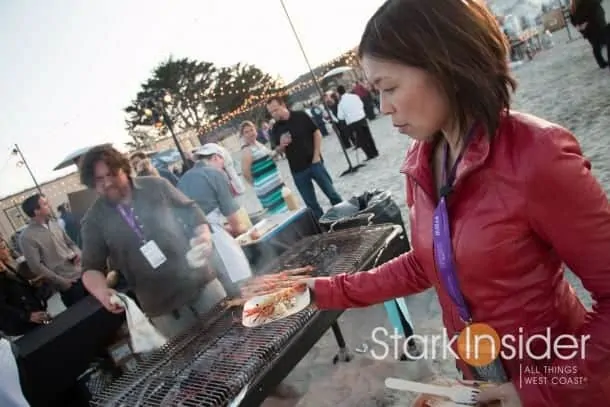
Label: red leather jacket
xmin=314 ymin=112 xmax=610 ymax=406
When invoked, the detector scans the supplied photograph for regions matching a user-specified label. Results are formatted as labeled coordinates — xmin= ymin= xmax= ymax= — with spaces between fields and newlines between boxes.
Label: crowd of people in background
xmin=1 ymin=78 xmax=382 ymax=290
xmin=0 ymin=78 xmax=383 ymax=338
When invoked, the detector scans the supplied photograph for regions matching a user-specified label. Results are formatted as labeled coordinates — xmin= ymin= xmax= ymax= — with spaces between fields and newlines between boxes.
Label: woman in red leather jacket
xmin=291 ymin=1 xmax=610 ymax=406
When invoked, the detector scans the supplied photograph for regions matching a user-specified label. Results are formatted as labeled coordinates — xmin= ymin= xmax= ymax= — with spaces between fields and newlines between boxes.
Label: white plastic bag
xmin=0 ymin=338 xmax=30 ymax=407
xmin=109 ymin=293 xmax=168 ymax=354
xmin=209 ymin=222 xmax=252 ymax=283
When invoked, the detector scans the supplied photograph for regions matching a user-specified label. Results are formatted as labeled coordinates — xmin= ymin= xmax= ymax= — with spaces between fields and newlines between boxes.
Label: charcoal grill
xmin=91 ymin=224 xmax=404 ymax=407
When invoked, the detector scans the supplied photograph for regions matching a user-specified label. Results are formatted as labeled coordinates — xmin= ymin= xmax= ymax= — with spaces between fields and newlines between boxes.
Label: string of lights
xmin=129 ymin=49 xmax=358 ymax=136
xmin=203 ymin=50 xmax=357 ymax=99
xmin=199 ymin=48 xmax=359 ymax=133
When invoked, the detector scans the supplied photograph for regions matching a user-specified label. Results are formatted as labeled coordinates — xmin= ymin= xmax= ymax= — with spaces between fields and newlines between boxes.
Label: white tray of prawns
xmin=235 ymin=266 xmax=315 ymax=327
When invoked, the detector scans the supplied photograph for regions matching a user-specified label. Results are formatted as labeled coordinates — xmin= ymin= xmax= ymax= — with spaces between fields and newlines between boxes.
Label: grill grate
xmin=274 ymin=225 xmax=396 ymax=276
xmin=91 ymin=225 xmax=397 ymax=407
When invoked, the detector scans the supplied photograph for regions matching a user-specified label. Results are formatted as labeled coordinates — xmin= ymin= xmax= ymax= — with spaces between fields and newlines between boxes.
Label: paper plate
xmin=235 ymin=219 xmax=280 ymax=246
xmin=236 ymin=233 xmax=255 ymax=246
xmin=242 ymin=287 xmax=310 ymax=327
xmin=408 ymin=378 xmax=501 ymax=407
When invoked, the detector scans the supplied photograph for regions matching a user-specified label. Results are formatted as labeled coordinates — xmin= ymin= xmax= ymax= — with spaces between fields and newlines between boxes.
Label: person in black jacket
xmin=570 ymin=0 xmax=610 ymax=68
xmin=0 ymin=241 xmax=49 ymax=337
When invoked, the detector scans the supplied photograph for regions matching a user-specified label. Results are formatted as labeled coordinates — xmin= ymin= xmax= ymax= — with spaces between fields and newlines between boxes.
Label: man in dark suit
xmin=570 ymin=0 xmax=610 ymax=68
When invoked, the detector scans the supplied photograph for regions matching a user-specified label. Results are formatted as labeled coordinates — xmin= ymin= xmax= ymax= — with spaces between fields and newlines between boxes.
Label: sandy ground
xmin=255 ymin=28 xmax=603 ymax=407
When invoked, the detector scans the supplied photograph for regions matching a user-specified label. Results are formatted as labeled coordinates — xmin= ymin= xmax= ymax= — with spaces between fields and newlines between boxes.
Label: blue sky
xmin=0 ymin=0 xmax=383 ymax=197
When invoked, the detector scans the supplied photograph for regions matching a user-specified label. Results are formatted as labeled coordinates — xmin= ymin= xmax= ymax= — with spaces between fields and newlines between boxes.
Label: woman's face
xmin=242 ymin=125 xmax=258 ymax=144
xmin=361 ymin=55 xmax=451 ymax=142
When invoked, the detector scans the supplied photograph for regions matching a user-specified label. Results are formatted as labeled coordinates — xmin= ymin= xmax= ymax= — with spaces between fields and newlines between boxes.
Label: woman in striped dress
xmin=240 ymin=121 xmax=289 ymax=214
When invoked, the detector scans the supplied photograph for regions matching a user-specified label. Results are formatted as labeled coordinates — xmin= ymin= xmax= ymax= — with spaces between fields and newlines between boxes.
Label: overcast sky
xmin=0 ymin=0 xmax=383 ymax=197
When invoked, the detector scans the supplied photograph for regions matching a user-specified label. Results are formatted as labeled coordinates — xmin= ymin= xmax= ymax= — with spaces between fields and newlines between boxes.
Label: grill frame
xmin=92 ymin=224 xmax=405 ymax=407
xmin=238 ymin=224 xmax=406 ymax=406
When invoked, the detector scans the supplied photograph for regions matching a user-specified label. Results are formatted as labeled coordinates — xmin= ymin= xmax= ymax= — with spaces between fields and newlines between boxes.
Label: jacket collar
xmin=400 ymin=122 xmax=491 ymax=199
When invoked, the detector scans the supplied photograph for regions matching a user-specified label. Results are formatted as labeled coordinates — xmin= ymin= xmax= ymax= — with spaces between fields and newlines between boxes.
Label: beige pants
xmin=150 ymin=278 xmax=226 ymax=339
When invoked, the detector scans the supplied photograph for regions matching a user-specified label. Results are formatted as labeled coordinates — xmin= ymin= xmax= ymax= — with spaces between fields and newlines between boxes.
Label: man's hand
xmin=279 ymin=133 xmax=292 ymax=148
xmin=477 ymin=382 xmax=522 ymax=406
xmin=224 ymin=223 xmax=233 ymax=235
xmin=96 ymin=288 xmax=124 ymax=314
xmin=29 ymin=311 xmax=50 ymax=324
xmin=190 ymin=224 xmax=213 ymax=258
xmin=312 ymin=153 xmax=321 ymax=164
xmin=28 ymin=275 xmax=45 ymax=286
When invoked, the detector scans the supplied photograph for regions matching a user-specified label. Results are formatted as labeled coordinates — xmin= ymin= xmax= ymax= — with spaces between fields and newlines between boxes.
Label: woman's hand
xmin=239 ymin=266 xmax=316 ymax=298
xmin=29 ymin=311 xmax=51 ymax=324
xmin=477 ymin=382 xmax=522 ymax=406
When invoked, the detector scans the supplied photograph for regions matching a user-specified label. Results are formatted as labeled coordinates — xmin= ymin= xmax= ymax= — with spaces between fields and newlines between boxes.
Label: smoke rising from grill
xmin=91 ymin=226 xmax=400 ymax=406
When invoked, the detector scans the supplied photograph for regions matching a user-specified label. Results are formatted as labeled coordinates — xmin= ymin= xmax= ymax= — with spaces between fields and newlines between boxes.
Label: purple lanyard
xmin=432 ymin=131 xmax=474 ymax=324
xmin=116 ymin=205 xmax=146 ymax=243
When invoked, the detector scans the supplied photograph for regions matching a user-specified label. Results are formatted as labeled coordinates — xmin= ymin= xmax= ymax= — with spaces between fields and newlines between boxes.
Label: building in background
xmin=149 ymin=128 xmax=200 ymax=152
xmin=0 ymin=172 xmax=83 ymax=239
xmin=0 ymin=129 xmax=205 ymax=241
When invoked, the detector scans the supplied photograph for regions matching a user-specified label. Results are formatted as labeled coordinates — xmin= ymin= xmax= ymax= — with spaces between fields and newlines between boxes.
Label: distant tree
xmin=210 ymin=63 xmax=282 ymax=117
xmin=125 ymin=124 xmax=161 ymax=150
xmin=125 ymin=57 xmax=217 ymax=132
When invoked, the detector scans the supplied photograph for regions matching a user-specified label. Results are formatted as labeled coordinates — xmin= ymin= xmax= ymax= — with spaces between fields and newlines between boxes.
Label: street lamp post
xmin=12 ymin=144 xmax=43 ymax=195
xmin=279 ymin=0 xmax=364 ymax=176
xmin=162 ymin=107 xmax=191 ymax=170
xmin=142 ymin=91 xmax=191 ymax=171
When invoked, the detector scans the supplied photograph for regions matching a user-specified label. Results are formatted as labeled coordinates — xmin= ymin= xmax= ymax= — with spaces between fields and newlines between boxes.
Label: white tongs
xmin=384 ymin=377 xmax=480 ymax=405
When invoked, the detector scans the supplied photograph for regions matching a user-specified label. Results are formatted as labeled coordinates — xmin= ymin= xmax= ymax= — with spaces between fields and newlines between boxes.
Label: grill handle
xmin=371 ymin=225 xmax=404 ymax=268
xmin=329 ymin=212 xmax=374 ymax=232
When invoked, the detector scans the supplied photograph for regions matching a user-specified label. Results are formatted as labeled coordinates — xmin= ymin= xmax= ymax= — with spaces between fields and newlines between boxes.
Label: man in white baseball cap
xmin=193 ymin=143 xmax=245 ymax=196
xmin=178 ymin=145 xmax=252 ymax=286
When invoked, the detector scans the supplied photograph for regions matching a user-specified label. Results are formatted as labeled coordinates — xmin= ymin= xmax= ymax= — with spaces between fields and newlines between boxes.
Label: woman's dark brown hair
xmin=359 ymin=0 xmax=517 ymax=138
xmin=79 ymin=145 xmax=132 ymax=188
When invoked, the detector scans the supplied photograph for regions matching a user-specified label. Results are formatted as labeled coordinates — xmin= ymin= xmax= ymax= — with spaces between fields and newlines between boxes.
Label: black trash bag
xmin=350 ymin=189 xmax=382 ymax=210
xmin=319 ymin=190 xmax=392 ymax=231
xmin=318 ymin=201 xmax=360 ymax=228
xmin=320 ymin=190 xmax=410 ymax=253
xmin=358 ymin=190 xmax=403 ymax=229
